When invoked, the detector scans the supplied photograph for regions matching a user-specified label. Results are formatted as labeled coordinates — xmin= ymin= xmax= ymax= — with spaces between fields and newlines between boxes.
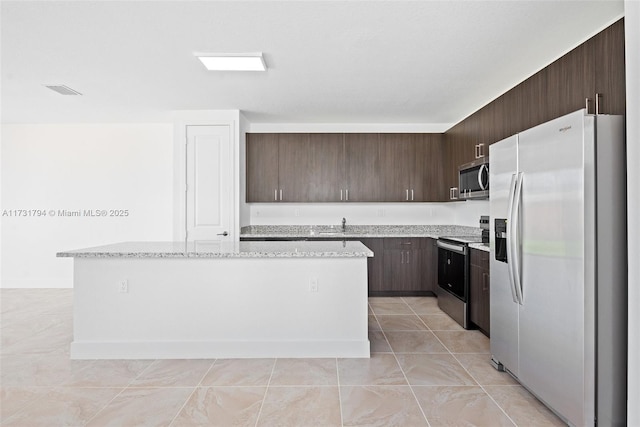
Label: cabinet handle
xmin=483 ymin=272 xmax=489 ymax=291
xmin=479 ymin=143 xmax=485 ymax=157
xmin=400 ymin=242 xmax=412 ymax=245
xmin=346 ymin=189 xmax=349 ymax=201
xmin=585 ymin=97 xmax=591 ymax=114
xmin=406 ymin=252 xmax=410 ymax=264
xmin=595 ymin=93 xmax=601 ymax=115
xmin=274 ymin=189 xmax=278 ymax=201
xmin=340 ymin=189 xmax=343 ymax=201
xmin=450 ymin=187 xmax=458 ymax=200
xmin=406 ymin=189 xmax=409 ymax=201
xmin=411 ymin=189 xmax=414 ymax=201
xmin=279 ymin=189 xmax=282 ymax=201
xmin=475 ymin=144 xmax=479 ymax=158
xmin=401 ymin=251 xmax=405 ymax=264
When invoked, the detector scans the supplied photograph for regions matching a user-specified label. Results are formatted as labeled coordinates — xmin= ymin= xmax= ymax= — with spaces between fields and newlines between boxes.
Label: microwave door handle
xmin=478 ymin=164 xmax=488 ymax=191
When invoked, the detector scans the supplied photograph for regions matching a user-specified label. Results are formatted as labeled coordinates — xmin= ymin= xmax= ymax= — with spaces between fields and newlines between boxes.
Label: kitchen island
xmin=57 ymin=241 xmax=373 ymax=360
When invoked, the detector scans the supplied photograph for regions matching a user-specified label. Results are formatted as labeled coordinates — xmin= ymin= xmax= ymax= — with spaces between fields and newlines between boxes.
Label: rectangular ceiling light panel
xmin=195 ymin=53 xmax=266 ymax=71
xmin=45 ymin=85 xmax=82 ymax=95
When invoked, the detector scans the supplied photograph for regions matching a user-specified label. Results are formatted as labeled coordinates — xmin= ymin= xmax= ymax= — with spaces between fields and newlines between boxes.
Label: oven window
xmin=438 ymin=248 xmax=467 ymax=300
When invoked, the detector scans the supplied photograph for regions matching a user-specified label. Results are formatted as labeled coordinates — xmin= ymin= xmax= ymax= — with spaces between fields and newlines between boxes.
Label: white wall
xmin=0 ymin=124 xmax=174 ymax=288
xmin=625 ymin=2 xmax=639 ymax=424
xmin=247 ymin=200 xmax=488 ymax=228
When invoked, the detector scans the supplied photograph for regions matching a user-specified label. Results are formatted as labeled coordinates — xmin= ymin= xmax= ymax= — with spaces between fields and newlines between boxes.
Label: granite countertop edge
xmin=468 ymin=243 xmax=490 ymax=253
xmin=56 ymin=241 xmax=373 ymax=259
xmin=240 ymin=224 xmax=483 ymax=240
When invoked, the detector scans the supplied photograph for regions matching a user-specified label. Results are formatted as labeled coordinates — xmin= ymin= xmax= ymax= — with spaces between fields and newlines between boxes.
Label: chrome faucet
xmin=342 ymin=217 xmax=346 ymax=232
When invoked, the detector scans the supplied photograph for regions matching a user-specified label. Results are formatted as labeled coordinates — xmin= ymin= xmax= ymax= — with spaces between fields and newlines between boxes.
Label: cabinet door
xmin=246 ymin=133 xmax=279 ymax=202
xmin=358 ymin=238 xmax=384 ymax=295
xmin=544 ymin=41 xmax=595 ymax=121
xmin=417 ymin=134 xmax=446 ymax=202
xmin=470 ymin=249 xmax=490 ymax=336
xmin=308 ymin=134 xmax=344 ymax=202
xmin=379 ymin=134 xmax=412 ymax=202
xmin=593 ymin=19 xmax=625 ymax=115
xmin=420 ymin=238 xmax=438 ymax=292
xmin=383 ymin=238 xmax=422 ymax=292
xmin=278 ymin=134 xmax=311 ymax=202
xmin=344 ymin=134 xmax=381 ymax=202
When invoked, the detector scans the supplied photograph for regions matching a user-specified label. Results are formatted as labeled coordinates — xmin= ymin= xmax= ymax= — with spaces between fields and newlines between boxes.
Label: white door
xmin=186 ymin=125 xmax=232 ymax=241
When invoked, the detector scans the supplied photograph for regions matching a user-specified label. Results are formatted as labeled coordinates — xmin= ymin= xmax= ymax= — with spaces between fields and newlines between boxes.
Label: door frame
xmin=172 ymin=111 xmax=242 ymax=242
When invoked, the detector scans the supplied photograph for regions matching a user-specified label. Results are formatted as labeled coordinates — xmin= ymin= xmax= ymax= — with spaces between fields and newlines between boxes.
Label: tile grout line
xmin=447 ymin=351 xmax=519 ymax=427
xmin=335 ymin=358 xmax=344 ymax=427
xmin=166 ymin=358 xmax=218 ymax=427
xmin=82 ymin=358 xmax=159 ymax=426
xmin=370 ymin=299 xmax=432 ymax=427
xmin=253 ymin=358 xmax=277 ymax=427
xmin=404 ymin=298 xmax=519 ymax=427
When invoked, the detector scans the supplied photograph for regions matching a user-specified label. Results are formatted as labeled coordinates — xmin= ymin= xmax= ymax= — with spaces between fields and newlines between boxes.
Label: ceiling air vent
xmin=44 ymin=85 xmax=82 ymax=96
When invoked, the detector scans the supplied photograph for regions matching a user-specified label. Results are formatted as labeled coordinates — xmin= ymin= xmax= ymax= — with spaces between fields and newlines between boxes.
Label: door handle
xmin=217 ymin=231 xmax=228 ymax=236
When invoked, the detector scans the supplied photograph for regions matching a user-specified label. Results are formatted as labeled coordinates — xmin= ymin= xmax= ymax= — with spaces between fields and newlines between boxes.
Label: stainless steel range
xmin=436 ymin=234 xmax=482 ymax=329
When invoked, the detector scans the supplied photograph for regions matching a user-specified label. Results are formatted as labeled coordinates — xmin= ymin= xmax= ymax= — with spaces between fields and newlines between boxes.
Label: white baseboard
xmin=0 ymin=278 xmax=72 ymax=288
xmin=70 ymin=340 xmax=371 ymax=359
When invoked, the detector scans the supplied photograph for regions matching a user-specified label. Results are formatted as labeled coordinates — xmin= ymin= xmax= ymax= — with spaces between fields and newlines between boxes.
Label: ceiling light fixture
xmin=44 ymin=85 xmax=82 ymax=95
xmin=195 ymin=52 xmax=266 ymax=71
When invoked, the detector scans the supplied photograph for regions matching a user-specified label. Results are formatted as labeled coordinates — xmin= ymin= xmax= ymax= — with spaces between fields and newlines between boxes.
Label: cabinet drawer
xmin=383 ymin=238 xmax=421 ymax=250
xmin=470 ymin=248 xmax=489 ymax=267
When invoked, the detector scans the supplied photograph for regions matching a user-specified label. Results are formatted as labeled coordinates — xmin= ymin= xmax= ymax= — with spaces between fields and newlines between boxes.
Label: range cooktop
xmin=439 ymin=235 xmax=483 ymax=245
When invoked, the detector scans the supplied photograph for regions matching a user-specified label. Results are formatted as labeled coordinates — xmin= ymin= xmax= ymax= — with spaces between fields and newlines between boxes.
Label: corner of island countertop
xmin=56 ymin=240 xmax=374 ymax=259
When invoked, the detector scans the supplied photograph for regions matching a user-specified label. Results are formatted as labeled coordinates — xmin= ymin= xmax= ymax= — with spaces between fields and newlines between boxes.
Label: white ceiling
xmin=1 ymin=1 xmax=624 ymax=127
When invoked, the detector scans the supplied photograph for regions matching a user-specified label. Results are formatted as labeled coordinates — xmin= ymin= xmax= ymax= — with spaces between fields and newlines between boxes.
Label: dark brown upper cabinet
xmin=593 ymin=19 xmax=625 ymax=115
xmin=307 ymin=134 xmax=344 ymax=202
xmin=379 ymin=134 xmax=415 ymax=202
xmin=343 ymin=133 xmax=382 ymax=202
xmin=246 ymin=133 xmax=280 ymax=202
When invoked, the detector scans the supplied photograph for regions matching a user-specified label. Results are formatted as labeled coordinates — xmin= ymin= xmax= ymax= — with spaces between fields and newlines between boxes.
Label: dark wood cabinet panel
xmin=358 ymin=238 xmax=384 ymax=294
xmin=415 ymin=134 xmax=446 ymax=202
xmin=382 ymin=238 xmax=425 ymax=294
xmin=594 ymin=19 xmax=626 ymax=115
xmin=344 ymin=133 xmax=382 ymax=202
xmin=470 ymin=248 xmax=490 ymax=337
xmin=543 ymin=41 xmax=596 ymax=122
xmin=308 ymin=134 xmax=344 ymax=202
xmin=246 ymin=133 xmax=279 ymax=202
xmin=278 ymin=134 xmax=312 ymax=202
xmin=379 ymin=134 xmax=414 ymax=202
xmin=421 ymin=237 xmax=438 ymax=292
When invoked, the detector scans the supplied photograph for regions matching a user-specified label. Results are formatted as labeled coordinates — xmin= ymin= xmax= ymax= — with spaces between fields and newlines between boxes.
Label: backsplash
xmin=246 ymin=201 xmax=489 ymax=228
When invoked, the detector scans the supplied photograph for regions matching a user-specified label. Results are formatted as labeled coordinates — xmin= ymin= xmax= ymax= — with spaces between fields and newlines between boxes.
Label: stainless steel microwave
xmin=458 ymin=157 xmax=489 ymax=199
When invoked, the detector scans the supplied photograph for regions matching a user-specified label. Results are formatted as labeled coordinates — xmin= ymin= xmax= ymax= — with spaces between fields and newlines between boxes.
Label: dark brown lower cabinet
xmin=469 ymin=248 xmax=490 ymax=337
xmin=421 ymin=237 xmax=438 ymax=293
xmin=357 ymin=238 xmax=384 ymax=295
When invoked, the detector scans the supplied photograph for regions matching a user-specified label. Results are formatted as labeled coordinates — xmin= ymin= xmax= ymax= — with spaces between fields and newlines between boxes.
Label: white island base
xmin=60 ymin=241 xmax=371 ymax=359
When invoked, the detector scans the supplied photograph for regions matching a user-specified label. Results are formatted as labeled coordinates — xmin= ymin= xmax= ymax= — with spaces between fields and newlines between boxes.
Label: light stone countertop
xmin=469 ymin=242 xmax=490 ymax=253
xmin=240 ymin=224 xmax=482 ymax=239
xmin=56 ymin=241 xmax=374 ymax=259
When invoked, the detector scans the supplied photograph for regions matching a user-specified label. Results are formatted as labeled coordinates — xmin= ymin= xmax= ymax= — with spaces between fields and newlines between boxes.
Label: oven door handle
xmin=437 ymin=240 xmax=466 ymax=254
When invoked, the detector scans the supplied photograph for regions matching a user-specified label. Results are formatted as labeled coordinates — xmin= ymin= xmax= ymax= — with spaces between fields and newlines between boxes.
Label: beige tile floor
xmin=0 ymin=290 xmax=566 ymax=426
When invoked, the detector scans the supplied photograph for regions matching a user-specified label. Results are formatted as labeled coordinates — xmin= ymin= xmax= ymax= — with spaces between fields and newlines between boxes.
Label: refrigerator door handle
xmin=506 ymin=173 xmax=519 ymax=304
xmin=511 ymin=172 xmax=524 ymax=304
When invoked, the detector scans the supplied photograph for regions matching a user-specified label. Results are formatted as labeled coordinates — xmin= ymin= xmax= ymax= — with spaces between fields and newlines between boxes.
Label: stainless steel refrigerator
xmin=489 ymin=109 xmax=627 ymax=426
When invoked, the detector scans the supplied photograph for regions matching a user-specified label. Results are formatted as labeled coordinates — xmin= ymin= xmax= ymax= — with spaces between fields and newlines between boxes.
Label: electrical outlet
xmin=309 ymin=277 xmax=318 ymax=293
xmin=118 ymin=279 xmax=128 ymax=293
